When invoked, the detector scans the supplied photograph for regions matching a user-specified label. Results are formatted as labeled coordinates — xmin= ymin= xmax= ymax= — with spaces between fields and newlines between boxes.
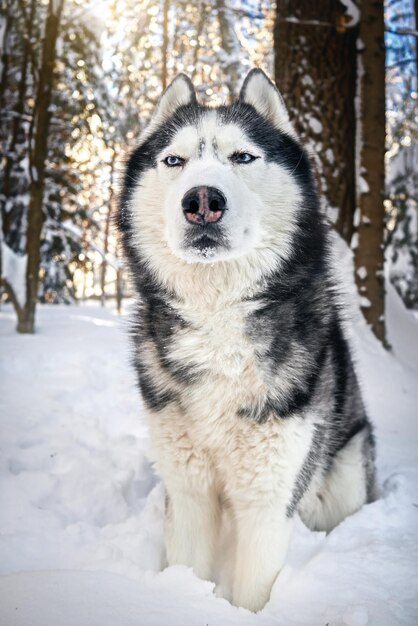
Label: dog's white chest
xmin=171 ymin=305 xmax=256 ymax=379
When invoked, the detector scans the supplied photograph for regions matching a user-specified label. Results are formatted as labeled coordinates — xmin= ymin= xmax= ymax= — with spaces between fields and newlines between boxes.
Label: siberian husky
xmin=118 ymin=69 xmax=376 ymax=612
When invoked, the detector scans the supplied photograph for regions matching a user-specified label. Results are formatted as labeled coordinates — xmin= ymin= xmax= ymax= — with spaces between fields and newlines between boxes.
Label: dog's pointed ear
xmin=142 ymin=74 xmax=197 ymax=141
xmin=239 ymin=69 xmax=296 ymax=138
xmin=157 ymin=73 xmax=197 ymax=121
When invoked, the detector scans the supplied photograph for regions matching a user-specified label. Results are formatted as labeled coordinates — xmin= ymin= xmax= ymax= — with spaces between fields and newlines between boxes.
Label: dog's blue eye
xmin=163 ymin=155 xmax=185 ymax=167
xmin=230 ymin=152 xmax=257 ymax=164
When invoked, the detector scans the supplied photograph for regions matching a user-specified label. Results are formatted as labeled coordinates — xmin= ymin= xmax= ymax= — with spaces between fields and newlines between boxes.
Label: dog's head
xmin=122 ymin=69 xmax=313 ymax=276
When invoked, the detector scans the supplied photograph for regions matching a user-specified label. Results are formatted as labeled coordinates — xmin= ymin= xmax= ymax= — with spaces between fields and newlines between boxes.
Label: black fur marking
xmin=363 ymin=423 xmax=377 ymax=503
xmin=183 ymin=222 xmax=229 ymax=252
xmin=119 ymin=103 xmax=202 ymax=221
xmin=238 ymin=343 xmax=329 ymax=423
xmin=198 ymin=137 xmax=206 ymax=158
xmin=333 ymin=418 xmax=368 ymax=455
xmin=237 ymin=398 xmax=278 ymax=422
xmin=218 ymin=101 xmax=315 ymax=199
xmin=287 ymin=415 xmax=373 ymax=518
xmin=278 ymin=343 xmax=329 ymax=416
xmin=286 ymin=424 xmax=326 ymax=518
xmin=132 ymin=291 xmax=197 ymax=389
xmin=135 ymin=366 xmax=179 ymax=411
xmin=329 ymin=314 xmax=349 ymax=419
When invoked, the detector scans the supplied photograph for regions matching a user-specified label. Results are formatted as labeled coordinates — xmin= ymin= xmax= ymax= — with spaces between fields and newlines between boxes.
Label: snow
xmin=340 ymin=0 xmax=360 ymax=28
xmin=351 ymin=231 xmax=359 ymax=249
xmin=78 ymin=3 xmax=106 ymax=40
xmin=325 ymin=147 xmax=335 ymax=164
xmin=355 ymin=54 xmax=364 ymax=203
xmin=386 ymin=280 xmax=418 ymax=371
xmin=61 ymin=219 xmax=82 ymax=239
xmin=1 ymin=241 xmax=418 ymax=625
xmin=0 ymin=241 xmax=27 ymax=308
xmin=301 ymin=75 xmax=314 ymax=87
xmin=359 ymin=175 xmax=370 ymax=194
xmin=359 ymin=295 xmax=372 ymax=308
xmin=307 ymin=117 xmax=322 ymax=134
xmin=324 ymin=203 xmax=339 ymax=225
xmin=357 ymin=266 xmax=368 ymax=280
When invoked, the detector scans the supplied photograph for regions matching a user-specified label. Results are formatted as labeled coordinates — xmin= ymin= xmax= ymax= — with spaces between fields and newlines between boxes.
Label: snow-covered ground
xmin=1 ymin=266 xmax=418 ymax=625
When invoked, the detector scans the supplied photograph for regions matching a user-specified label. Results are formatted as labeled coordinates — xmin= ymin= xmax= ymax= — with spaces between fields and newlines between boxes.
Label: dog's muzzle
xmin=182 ymin=186 xmax=226 ymax=225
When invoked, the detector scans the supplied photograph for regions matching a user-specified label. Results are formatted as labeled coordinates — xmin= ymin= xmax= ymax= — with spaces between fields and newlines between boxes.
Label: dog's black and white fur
xmin=118 ymin=69 xmax=376 ymax=612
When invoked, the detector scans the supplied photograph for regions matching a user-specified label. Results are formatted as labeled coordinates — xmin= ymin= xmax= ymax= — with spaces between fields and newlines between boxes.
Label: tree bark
xmin=354 ymin=0 xmax=386 ymax=343
xmin=162 ymin=0 xmax=169 ymax=90
xmin=3 ymin=0 xmax=36 ymax=211
xmin=192 ymin=6 xmax=205 ymax=81
xmin=0 ymin=2 xmax=12 ymax=111
xmin=115 ymin=246 xmax=123 ymax=315
xmin=100 ymin=153 xmax=116 ymax=307
xmin=18 ymin=0 xmax=65 ymax=333
xmin=216 ymin=0 xmax=242 ymax=99
xmin=274 ymin=0 xmax=357 ymax=242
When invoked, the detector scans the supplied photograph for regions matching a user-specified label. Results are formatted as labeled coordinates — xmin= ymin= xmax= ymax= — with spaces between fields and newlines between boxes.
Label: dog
xmin=117 ymin=69 xmax=377 ymax=612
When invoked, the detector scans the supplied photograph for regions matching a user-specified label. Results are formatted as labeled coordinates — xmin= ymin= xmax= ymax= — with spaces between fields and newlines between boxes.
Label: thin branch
xmin=385 ymin=27 xmax=418 ymax=37
xmin=277 ymin=16 xmax=333 ymax=28
xmin=223 ymin=4 xmax=264 ymax=19
xmin=0 ymin=111 xmax=33 ymax=122
xmin=387 ymin=57 xmax=416 ymax=68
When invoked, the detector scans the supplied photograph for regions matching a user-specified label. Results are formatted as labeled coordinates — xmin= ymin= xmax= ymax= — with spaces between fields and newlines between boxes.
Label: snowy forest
xmin=0 ymin=0 xmax=417 ymax=343
xmin=1 ymin=1 xmax=418 ymax=625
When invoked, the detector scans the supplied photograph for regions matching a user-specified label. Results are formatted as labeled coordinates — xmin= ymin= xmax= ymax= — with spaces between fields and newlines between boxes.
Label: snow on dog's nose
xmin=182 ymin=186 xmax=226 ymax=225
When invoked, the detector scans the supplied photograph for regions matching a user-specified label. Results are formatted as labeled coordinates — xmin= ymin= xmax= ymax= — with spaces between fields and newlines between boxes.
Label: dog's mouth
xmin=183 ymin=223 xmax=230 ymax=259
xmin=191 ymin=234 xmax=218 ymax=251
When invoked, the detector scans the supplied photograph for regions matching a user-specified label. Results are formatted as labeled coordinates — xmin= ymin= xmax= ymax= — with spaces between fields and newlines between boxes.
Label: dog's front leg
xmin=232 ymin=503 xmax=293 ymax=612
xmin=165 ymin=485 xmax=219 ymax=581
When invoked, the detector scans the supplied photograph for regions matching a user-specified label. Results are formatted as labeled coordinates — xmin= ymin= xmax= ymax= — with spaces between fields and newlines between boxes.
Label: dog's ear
xmin=239 ymin=69 xmax=296 ymax=138
xmin=142 ymin=74 xmax=197 ymax=141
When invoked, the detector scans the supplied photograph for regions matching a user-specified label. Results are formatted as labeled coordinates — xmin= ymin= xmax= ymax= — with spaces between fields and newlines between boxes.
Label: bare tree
xmin=275 ymin=1 xmax=386 ymax=343
xmin=162 ymin=0 xmax=170 ymax=90
xmin=18 ymin=0 xmax=65 ymax=332
xmin=100 ymin=152 xmax=117 ymax=307
xmin=354 ymin=0 xmax=386 ymax=343
xmin=2 ymin=0 xmax=36 ymax=206
xmin=216 ymin=0 xmax=242 ymax=98
xmin=275 ymin=0 xmax=358 ymax=243
xmin=0 ymin=0 xmax=14 ymax=110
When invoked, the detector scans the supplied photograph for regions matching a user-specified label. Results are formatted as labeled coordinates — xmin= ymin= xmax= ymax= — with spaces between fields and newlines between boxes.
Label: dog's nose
xmin=182 ymin=186 xmax=226 ymax=225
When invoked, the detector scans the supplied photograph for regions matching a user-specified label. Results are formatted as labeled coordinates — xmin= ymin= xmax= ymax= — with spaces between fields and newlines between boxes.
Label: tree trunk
xmin=115 ymin=248 xmax=123 ymax=315
xmin=0 ymin=0 xmax=14 ymax=110
xmin=100 ymin=216 xmax=110 ymax=307
xmin=415 ymin=0 xmax=418 ymax=76
xmin=161 ymin=0 xmax=169 ymax=90
xmin=216 ymin=0 xmax=242 ymax=99
xmin=3 ymin=0 xmax=36 ymax=210
xmin=18 ymin=0 xmax=65 ymax=333
xmin=274 ymin=0 xmax=357 ymax=242
xmin=100 ymin=153 xmax=116 ymax=307
xmin=192 ymin=6 xmax=205 ymax=81
xmin=354 ymin=0 xmax=386 ymax=343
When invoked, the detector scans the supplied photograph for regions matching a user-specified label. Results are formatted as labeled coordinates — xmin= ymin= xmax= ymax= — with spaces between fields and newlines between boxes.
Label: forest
xmin=0 ymin=0 xmax=417 ymax=344
xmin=1 ymin=2 xmax=418 ymax=625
